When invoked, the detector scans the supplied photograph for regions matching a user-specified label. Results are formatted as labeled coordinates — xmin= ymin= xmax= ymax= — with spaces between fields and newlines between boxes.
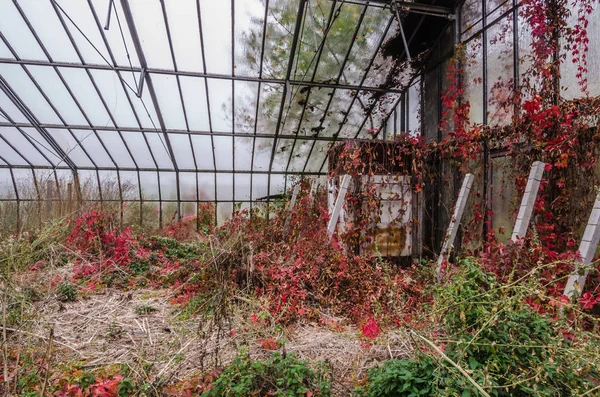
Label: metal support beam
xmin=0 ymin=163 xmax=325 ymax=175
xmin=0 ymin=58 xmax=404 ymax=94
xmin=267 ymin=0 xmax=308 ymax=213
xmin=436 ymin=173 xmax=474 ymax=283
xmin=120 ymin=0 xmax=181 ymax=220
xmin=564 ymin=192 xmax=600 ymax=298
xmin=335 ymin=0 xmax=455 ymax=19
xmin=0 ymin=75 xmax=78 ymax=171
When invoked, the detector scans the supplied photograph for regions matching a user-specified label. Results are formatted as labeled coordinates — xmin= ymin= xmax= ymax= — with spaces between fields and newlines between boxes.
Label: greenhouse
xmin=1 ymin=0 xmax=600 ymax=395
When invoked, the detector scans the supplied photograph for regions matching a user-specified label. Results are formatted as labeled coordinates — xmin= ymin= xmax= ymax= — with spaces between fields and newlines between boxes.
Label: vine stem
xmin=411 ymin=330 xmax=491 ymax=397
xmin=40 ymin=327 xmax=53 ymax=397
xmin=580 ymin=384 xmax=600 ymax=396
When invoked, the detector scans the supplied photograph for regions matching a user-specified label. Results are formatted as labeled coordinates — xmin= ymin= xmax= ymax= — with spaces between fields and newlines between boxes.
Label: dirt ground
xmin=10 ymin=287 xmax=414 ymax=395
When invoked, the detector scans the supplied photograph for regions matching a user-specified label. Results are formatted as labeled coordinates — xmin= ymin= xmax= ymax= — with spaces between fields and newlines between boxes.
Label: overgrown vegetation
xmin=202 ymin=350 xmax=331 ymax=397
xmin=356 ymin=260 xmax=600 ymax=396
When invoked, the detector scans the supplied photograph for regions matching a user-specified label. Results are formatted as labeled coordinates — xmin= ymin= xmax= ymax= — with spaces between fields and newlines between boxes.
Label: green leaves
xmin=202 ymin=351 xmax=331 ymax=397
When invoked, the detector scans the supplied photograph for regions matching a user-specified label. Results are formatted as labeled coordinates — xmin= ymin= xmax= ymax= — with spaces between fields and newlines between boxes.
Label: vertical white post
xmin=564 ymin=192 xmax=600 ymax=297
xmin=436 ymin=173 xmax=474 ymax=283
xmin=511 ymin=161 xmax=546 ymax=242
xmin=284 ymin=183 xmax=302 ymax=229
xmin=327 ymin=175 xmax=351 ymax=237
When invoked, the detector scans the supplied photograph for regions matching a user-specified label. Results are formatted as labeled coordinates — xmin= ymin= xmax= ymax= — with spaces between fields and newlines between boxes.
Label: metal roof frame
xmin=0 ymin=0 xmax=465 ymax=227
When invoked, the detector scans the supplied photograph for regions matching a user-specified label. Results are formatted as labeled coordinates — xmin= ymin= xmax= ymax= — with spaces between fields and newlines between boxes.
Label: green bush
xmin=354 ymin=356 xmax=439 ymax=397
xmin=356 ymin=260 xmax=600 ymax=397
xmin=202 ymin=350 xmax=331 ymax=397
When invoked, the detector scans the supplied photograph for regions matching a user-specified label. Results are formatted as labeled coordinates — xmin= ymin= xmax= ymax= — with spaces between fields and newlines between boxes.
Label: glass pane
xmin=408 ymin=80 xmax=421 ymax=135
xmin=207 ymin=79 xmax=233 ymax=132
xmin=146 ymin=133 xmax=174 ymax=169
xmin=55 ymin=0 xmax=111 ymax=65
xmin=139 ymin=171 xmax=159 ymax=200
xmin=0 ymin=39 xmax=13 ymax=59
xmin=0 ymin=169 xmax=16 ymax=199
xmin=198 ymin=173 xmax=215 ymax=200
xmin=180 ymin=172 xmax=197 ymax=201
xmin=48 ymin=129 xmax=95 ymax=168
xmin=304 ymin=140 xmax=329 ymax=172
xmin=21 ymin=128 xmax=62 ymax=165
xmin=256 ymin=83 xmax=283 ymax=134
xmin=72 ymin=129 xmax=114 ymax=167
xmin=12 ymin=168 xmax=35 ymax=199
xmin=269 ymin=174 xmax=285 ymax=196
xmin=0 ymin=90 xmax=28 ymax=124
xmin=363 ymin=18 xmax=400 ymax=88
xmin=252 ymin=174 xmax=268 ymax=200
xmin=152 ymin=73 xmax=187 ymax=130
xmin=168 ymin=134 xmax=196 ymax=169
xmin=98 ymin=132 xmax=136 ymax=168
xmin=164 ymin=0 xmax=204 ymax=73
xmin=78 ymin=170 xmax=100 ymax=200
xmin=217 ymin=202 xmax=233 ymax=225
xmin=288 ymin=139 xmax=312 ymax=172
xmin=234 ymin=81 xmax=258 ymax=133
xmin=0 ymin=127 xmax=52 ymax=166
xmin=119 ymin=71 xmax=159 ymax=129
xmin=234 ymin=136 xmax=253 ymax=171
xmin=486 ymin=15 xmax=514 ymax=127
xmin=217 ymin=173 xmax=233 ymax=200
xmin=234 ymin=0 xmax=266 ymax=77
xmin=321 ymin=89 xmax=354 ymax=136
xmin=159 ymin=172 xmax=177 ymax=200
xmin=90 ymin=69 xmax=139 ymax=128
xmin=199 ymin=0 xmax=232 ymax=75
xmin=130 ymin=0 xmax=173 ymax=70
xmin=0 ymin=137 xmax=28 ymax=165
xmin=191 ymin=135 xmax=215 ymax=170
xmin=252 ymin=137 xmax=272 ymax=171
xmin=262 ymin=0 xmax=295 ymax=79
xmin=0 ymin=1 xmax=45 ymax=60
xmin=461 ymin=0 xmax=483 ymax=35
xmin=119 ymin=170 xmax=140 ymax=200
xmin=59 ymin=67 xmax=114 ymax=127
xmin=0 ymin=64 xmax=61 ymax=124
xmin=121 ymin=131 xmax=157 ymax=168
xmin=213 ymin=136 xmax=233 ymax=171
xmin=271 ymin=138 xmax=294 ymax=172
xmin=235 ymin=173 xmax=251 ymax=201
xmin=98 ymin=170 xmax=121 ymax=200
xmin=560 ymin=2 xmax=600 ymax=98
xmin=342 ymin=9 xmax=391 ymax=86
xmin=180 ymin=76 xmax=210 ymax=131
xmin=26 ymin=66 xmax=88 ymax=125
xmin=314 ymin=4 xmax=367 ymax=82
xmin=17 ymin=0 xmax=80 ymax=62
xmin=90 ymin=0 xmax=141 ymax=67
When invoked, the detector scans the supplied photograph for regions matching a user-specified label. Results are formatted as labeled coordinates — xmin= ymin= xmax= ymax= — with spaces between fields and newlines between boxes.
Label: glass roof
xmin=0 ymin=0 xmax=428 ymax=208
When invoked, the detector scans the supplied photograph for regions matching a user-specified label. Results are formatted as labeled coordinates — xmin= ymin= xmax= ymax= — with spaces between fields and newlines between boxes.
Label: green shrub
xmin=356 ymin=260 xmax=600 ymax=397
xmin=354 ymin=356 xmax=440 ymax=397
xmin=202 ymin=350 xmax=331 ymax=397
xmin=56 ymin=282 xmax=77 ymax=302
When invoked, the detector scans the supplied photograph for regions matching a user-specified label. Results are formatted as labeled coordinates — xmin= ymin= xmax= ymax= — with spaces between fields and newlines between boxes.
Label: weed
xmin=202 ymin=350 xmax=331 ymax=397
xmin=107 ymin=321 xmax=123 ymax=339
xmin=56 ymin=282 xmax=77 ymax=302
xmin=135 ymin=304 xmax=157 ymax=316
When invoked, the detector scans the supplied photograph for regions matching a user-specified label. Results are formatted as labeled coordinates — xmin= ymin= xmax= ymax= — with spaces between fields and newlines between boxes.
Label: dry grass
xmin=5 ymin=278 xmax=415 ymax=395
